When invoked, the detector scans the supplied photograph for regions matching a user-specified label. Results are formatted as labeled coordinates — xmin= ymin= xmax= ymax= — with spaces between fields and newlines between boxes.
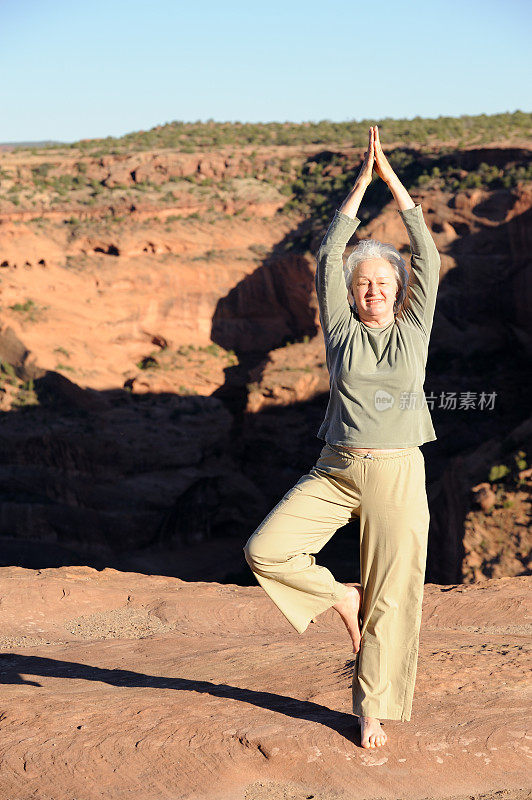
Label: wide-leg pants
xmin=243 ymin=442 xmax=430 ymax=722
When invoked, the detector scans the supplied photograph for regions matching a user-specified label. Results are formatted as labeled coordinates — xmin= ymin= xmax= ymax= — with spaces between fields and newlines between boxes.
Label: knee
xmin=243 ymin=538 xmax=254 ymax=567
xmin=243 ymin=535 xmax=263 ymax=569
xmin=243 ymin=533 xmax=282 ymax=571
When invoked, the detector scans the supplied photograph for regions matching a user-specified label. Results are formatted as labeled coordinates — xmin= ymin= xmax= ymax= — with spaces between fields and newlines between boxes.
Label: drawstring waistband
xmin=325 ymin=443 xmax=420 ymax=461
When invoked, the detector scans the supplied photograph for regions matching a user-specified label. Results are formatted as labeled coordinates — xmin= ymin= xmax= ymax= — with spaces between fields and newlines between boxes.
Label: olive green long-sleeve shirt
xmin=314 ymin=203 xmax=441 ymax=448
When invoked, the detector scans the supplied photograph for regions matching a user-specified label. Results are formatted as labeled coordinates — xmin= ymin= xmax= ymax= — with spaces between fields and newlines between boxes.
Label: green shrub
xmin=489 ymin=464 xmax=510 ymax=482
xmin=514 ymin=450 xmax=527 ymax=470
xmin=9 ymin=299 xmax=36 ymax=313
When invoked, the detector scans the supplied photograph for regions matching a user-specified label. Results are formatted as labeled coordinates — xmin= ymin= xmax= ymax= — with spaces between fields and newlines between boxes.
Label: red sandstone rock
xmin=0 ymin=141 xmax=530 ymax=587
xmin=471 ymin=482 xmax=497 ymax=512
xmin=0 ymin=565 xmax=529 ymax=799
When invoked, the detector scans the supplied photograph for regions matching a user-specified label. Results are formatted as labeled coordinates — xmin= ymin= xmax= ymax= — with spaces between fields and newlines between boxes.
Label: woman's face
xmin=351 ymin=258 xmax=400 ymax=321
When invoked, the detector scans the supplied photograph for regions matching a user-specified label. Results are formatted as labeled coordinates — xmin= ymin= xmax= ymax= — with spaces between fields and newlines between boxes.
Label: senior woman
xmin=243 ymin=125 xmax=440 ymax=749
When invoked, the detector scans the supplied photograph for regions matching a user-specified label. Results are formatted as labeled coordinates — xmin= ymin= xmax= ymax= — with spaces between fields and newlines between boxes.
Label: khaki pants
xmin=243 ymin=443 xmax=430 ymax=722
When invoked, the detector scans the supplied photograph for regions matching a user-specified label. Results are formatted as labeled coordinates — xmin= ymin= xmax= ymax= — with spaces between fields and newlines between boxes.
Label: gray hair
xmin=344 ymin=239 xmax=409 ymax=316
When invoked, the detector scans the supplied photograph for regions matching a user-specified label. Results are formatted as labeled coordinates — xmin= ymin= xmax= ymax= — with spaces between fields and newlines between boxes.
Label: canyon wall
xmin=0 ymin=141 xmax=530 ymax=584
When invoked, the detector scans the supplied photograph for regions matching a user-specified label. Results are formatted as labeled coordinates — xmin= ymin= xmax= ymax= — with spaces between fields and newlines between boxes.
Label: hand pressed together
xmin=357 ymin=125 xmax=397 ymax=187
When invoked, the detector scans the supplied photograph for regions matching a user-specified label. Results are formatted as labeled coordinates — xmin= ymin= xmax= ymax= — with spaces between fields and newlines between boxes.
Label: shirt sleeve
xmin=398 ymin=203 xmax=441 ymax=336
xmin=315 ymin=209 xmax=361 ymax=340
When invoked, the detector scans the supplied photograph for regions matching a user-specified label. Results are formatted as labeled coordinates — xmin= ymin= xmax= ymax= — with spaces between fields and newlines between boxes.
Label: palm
xmin=374 ymin=158 xmax=389 ymax=180
xmin=358 ymin=129 xmax=375 ymax=185
xmin=374 ymin=127 xmax=395 ymax=182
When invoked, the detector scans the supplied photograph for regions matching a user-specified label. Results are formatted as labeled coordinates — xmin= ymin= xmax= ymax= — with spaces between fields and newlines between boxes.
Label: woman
xmin=243 ymin=126 xmax=440 ymax=749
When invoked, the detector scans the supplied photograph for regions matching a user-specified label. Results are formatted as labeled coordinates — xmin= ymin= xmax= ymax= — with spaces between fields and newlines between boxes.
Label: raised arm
xmin=315 ymin=130 xmax=374 ymax=341
xmin=315 ymin=211 xmax=361 ymax=339
xmin=397 ymin=203 xmax=441 ymax=335
xmin=372 ymin=125 xmax=441 ymax=336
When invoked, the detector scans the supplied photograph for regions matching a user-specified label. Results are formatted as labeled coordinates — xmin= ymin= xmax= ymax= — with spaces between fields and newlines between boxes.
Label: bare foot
xmin=332 ymin=584 xmax=363 ymax=653
xmin=359 ymin=716 xmax=388 ymax=748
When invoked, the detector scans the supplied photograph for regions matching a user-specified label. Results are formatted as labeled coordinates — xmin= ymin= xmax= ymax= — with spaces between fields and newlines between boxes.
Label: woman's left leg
xmin=243 ymin=446 xmax=363 ymax=634
xmin=352 ymin=447 xmax=430 ymax=722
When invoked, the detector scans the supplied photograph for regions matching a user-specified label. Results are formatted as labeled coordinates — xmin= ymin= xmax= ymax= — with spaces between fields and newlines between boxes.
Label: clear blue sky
xmin=1 ymin=0 xmax=530 ymax=143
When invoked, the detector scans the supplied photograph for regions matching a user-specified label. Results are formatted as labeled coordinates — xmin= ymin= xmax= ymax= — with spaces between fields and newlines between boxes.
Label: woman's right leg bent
xmin=243 ymin=456 xmax=362 ymax=634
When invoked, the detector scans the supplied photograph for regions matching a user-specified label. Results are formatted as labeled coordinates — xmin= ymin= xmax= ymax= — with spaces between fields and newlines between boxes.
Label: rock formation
xmin=0 ymin=139 xmax=530 ymax=586
xmin=0 ymin=565 xmax=529 ymax=799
